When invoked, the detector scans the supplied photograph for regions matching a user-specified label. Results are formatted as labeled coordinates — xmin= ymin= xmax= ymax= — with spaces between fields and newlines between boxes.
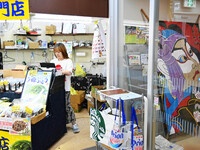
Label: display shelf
xmin=3 ymin=48 xmax=48 ymax=50
xmin=14 ymin=33 xmax=41 ymax=36
xmin=45 ymin=33 xmax=93 ymax=36
xmin=48 ymin=46 xmax=92 ymax=50
xmin=0 ymin=75 xmax=66 ymax=150
xmin=0 ymin=92 xmax=21 ymax=100
xmin=73 ymin=46 xmax=92 ymax=49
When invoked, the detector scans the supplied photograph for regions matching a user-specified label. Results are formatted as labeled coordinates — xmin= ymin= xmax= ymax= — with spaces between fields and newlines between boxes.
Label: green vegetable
xmin=11 ymin=140 xmax=31 ymax=150
xmin=28 ymin=85 xmax=46 ymax=95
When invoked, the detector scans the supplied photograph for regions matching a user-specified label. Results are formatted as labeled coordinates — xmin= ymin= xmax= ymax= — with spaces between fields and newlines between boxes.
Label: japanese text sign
xmin=0 ymin=0 xmax=29 ymax=20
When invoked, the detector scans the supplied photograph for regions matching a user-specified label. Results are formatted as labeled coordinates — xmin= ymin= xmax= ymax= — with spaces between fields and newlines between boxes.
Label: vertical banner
xmin=92 ymin=21 xmax=106 ymax=60
xmin=0 ymin=0 xmax=29 ymax=20
xmin=158 ymin=21 xmax=200 ymax=135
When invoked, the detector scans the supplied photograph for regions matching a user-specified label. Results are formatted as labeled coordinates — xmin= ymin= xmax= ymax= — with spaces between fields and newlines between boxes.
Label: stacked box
xmin=29 ymin=42 xmax=39 ymax=49
xmin=91 ymin=85 xmax=106 ymax=102
xmin=3 ymin=41 xmax=15 ymax=48
xmin=45 ymin=25 xmax=56 ymax=34
xmin=71 ymin=90 xmax=85 ymax=112
xmin=85 ymin=94 xmax=94 ymax=112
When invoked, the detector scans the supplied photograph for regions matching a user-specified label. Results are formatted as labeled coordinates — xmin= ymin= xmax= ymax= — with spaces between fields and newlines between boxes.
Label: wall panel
xmin=29 ymin=0 xmax=109 ymax=18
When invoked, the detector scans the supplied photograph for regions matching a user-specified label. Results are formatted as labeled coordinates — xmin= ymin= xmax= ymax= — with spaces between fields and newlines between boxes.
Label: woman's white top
xmin=50 ymin=58 xmax=73 ymax=91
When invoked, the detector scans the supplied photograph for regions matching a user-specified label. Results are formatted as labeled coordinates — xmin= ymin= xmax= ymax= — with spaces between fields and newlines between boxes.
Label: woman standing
xmin=51 ymin=43 xmax=79 ymax=133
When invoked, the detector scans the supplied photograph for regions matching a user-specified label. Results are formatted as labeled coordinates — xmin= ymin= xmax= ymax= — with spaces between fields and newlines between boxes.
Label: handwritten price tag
xmin=29 ymin=70 xmax=37 ymax=76
xmin=25 ymin=106 xmax=33 ymax=115
xmin=11 ymin=105 xmax=20 ymax=112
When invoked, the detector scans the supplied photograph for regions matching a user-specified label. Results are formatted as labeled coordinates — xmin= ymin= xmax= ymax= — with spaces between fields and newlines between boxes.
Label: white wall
xmin=124 ymin=0 xmax=170 ymax=22
xmin=0 ymin=14 xmax=108 ymax=76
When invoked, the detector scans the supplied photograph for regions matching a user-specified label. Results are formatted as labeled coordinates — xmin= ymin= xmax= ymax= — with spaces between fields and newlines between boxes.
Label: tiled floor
xmin=48 ymin=108 xmax=200 ymax=150
xmin=48 ymin=108 xmax=96 ymax=150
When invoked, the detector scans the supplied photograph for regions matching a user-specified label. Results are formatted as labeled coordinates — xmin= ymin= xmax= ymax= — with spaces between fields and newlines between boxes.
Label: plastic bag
xmin=71 ymin=86 xmax=78 ymax=95
xmin=75 ymin=63 xmax=86 ymax=77
xmin=109 ymin=99 xmax=127 ymax=149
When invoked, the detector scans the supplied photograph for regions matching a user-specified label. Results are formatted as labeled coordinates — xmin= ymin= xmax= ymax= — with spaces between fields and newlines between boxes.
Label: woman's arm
xmin=62 ymin=70 xmax=72 ymax=76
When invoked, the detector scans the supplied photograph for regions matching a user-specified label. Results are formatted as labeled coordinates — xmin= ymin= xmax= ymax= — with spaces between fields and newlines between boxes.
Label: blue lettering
xmin=111 ymin=130 xmax=124 ymax=139
xmin=133 ymin=138 xmax=143 ymax=147
xmin=11 ymin=1 xmax=24 ymax=16
xmin=0 ymin=136 xmax=9 ymax=150
xmin=0 ymin=2 xmax=10 ymax=17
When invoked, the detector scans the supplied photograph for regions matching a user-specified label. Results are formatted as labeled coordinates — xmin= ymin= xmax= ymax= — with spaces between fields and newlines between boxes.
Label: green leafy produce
xmin=11 ymin=140 xmax=31 ymax=150
xmin=28 ymin=85 xmax=46 ymax=95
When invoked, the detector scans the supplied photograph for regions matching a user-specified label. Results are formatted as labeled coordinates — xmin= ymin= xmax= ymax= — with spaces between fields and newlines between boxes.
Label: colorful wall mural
xmin=158 ymin=21 xmax=200 ymax=135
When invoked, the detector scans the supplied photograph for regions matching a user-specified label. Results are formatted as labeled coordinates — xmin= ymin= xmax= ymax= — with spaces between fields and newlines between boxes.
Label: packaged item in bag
xmin=109 ymin=99 xmax=127 ymax=149
xmin=75 ymin=63 xmax=86 ymax=77
xmin=131 ymin=106 xmax=143 ymax=150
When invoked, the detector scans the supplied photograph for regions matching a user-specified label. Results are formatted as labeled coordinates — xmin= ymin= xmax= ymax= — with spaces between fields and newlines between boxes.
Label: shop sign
xmin=184 ymin=0 xmax=196 ymax=7
xmin=0 ymin=0 xmax=29 ymax=20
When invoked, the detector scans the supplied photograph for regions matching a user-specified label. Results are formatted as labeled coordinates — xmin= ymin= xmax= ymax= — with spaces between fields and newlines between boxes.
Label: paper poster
xmin=92 ymin=21 xmax=106 ymax=60
xmin=158 ymin=21 xmax=200 ymax=134
xmin=125 ymin=26 xmax=148 ymax=44
xmin=128 ymin=55 xmax=140 ymax=65
xmin=142 ymin=65 xmax=148 ymax=76
xmin=141 ymin=54 xmax=148 ymax=65
xmin=0 ymin=117 xmax=31 ymax=149
xmin=62 ymin=22 xmax=72 ymax=34
xmin=21 ymin=70 xmax=52 ymax=105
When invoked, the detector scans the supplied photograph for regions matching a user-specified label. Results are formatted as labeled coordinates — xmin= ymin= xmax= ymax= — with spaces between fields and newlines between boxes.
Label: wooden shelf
xmin=2 ymin=48 xmax=48 ymax=50
xmin=49 ymin=47 xmax=91 ymax=50
xmin=45 ymin=33 xmax=93 ymax=36
xmin=73 ymin=46 xmax=92 ymax=49
xmin=14 ymin=33 xmax=41 ymax=36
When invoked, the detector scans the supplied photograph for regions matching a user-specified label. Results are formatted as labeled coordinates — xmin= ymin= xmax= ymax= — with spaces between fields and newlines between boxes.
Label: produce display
xmin=10 ymin=140 xmax=32 ymax=150
xmin=0 ymin=70 xmax=53 ymax=149
xmin=0 ymin=77 xmax=24 ymax=93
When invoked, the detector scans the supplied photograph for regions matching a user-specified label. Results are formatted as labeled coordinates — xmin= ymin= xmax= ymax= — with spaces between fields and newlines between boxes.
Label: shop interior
xmin=1 ymin=0 xmax=200 ymax=150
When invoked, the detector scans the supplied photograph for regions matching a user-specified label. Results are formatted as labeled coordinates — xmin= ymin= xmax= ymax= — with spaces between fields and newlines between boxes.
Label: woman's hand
xmin=62 ymin=70 xmax=72 ymax=76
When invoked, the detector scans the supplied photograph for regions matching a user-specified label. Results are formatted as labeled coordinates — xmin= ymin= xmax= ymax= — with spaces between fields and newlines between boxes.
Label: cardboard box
xmin=71 ymin=90 xmax=85 ymax=104
xmin=87 ymin=99 xmax=94 ymax=112
xmin=45 ymin=25 xmax=56 ymax=34
xmin=71 ymin=103 xmax=82 ymax=113
xmin=3 ymin=41 xmax=15 ymax=48
xmin=29 ymin=42 xmax=39 ymax=49
xmin=91 ymin=85 xmax=106 ymax=102
xmin=14 ymin=65 xmax=28 ymax=71
xmin=2 ymin=69 xmax=26 ymax=78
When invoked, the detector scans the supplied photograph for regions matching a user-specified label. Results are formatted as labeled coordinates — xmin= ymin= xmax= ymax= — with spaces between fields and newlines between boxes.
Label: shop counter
xmin=32 ymin=89 xmax=67 ymax=150
xmin=0 ymin=75 xmax=67 ymax=150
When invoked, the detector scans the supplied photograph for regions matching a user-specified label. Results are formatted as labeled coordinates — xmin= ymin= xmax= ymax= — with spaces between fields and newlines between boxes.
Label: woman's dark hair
xmin=54 ymin=43 xmax=69 ymax=59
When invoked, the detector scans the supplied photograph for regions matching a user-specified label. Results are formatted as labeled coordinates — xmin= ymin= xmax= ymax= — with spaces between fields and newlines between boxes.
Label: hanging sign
xmin=0 ymin=0 xmax=29 ymax=20
xmin=92 ymin=21 xmax=106 ymax=60
xmin=184 ymin=0 xmax=196 ymax=7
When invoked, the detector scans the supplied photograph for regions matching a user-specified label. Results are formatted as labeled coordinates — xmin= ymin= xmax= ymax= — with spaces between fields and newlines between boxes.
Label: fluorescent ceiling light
xmin=32 ymin=13 xmax=93 ymax=23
